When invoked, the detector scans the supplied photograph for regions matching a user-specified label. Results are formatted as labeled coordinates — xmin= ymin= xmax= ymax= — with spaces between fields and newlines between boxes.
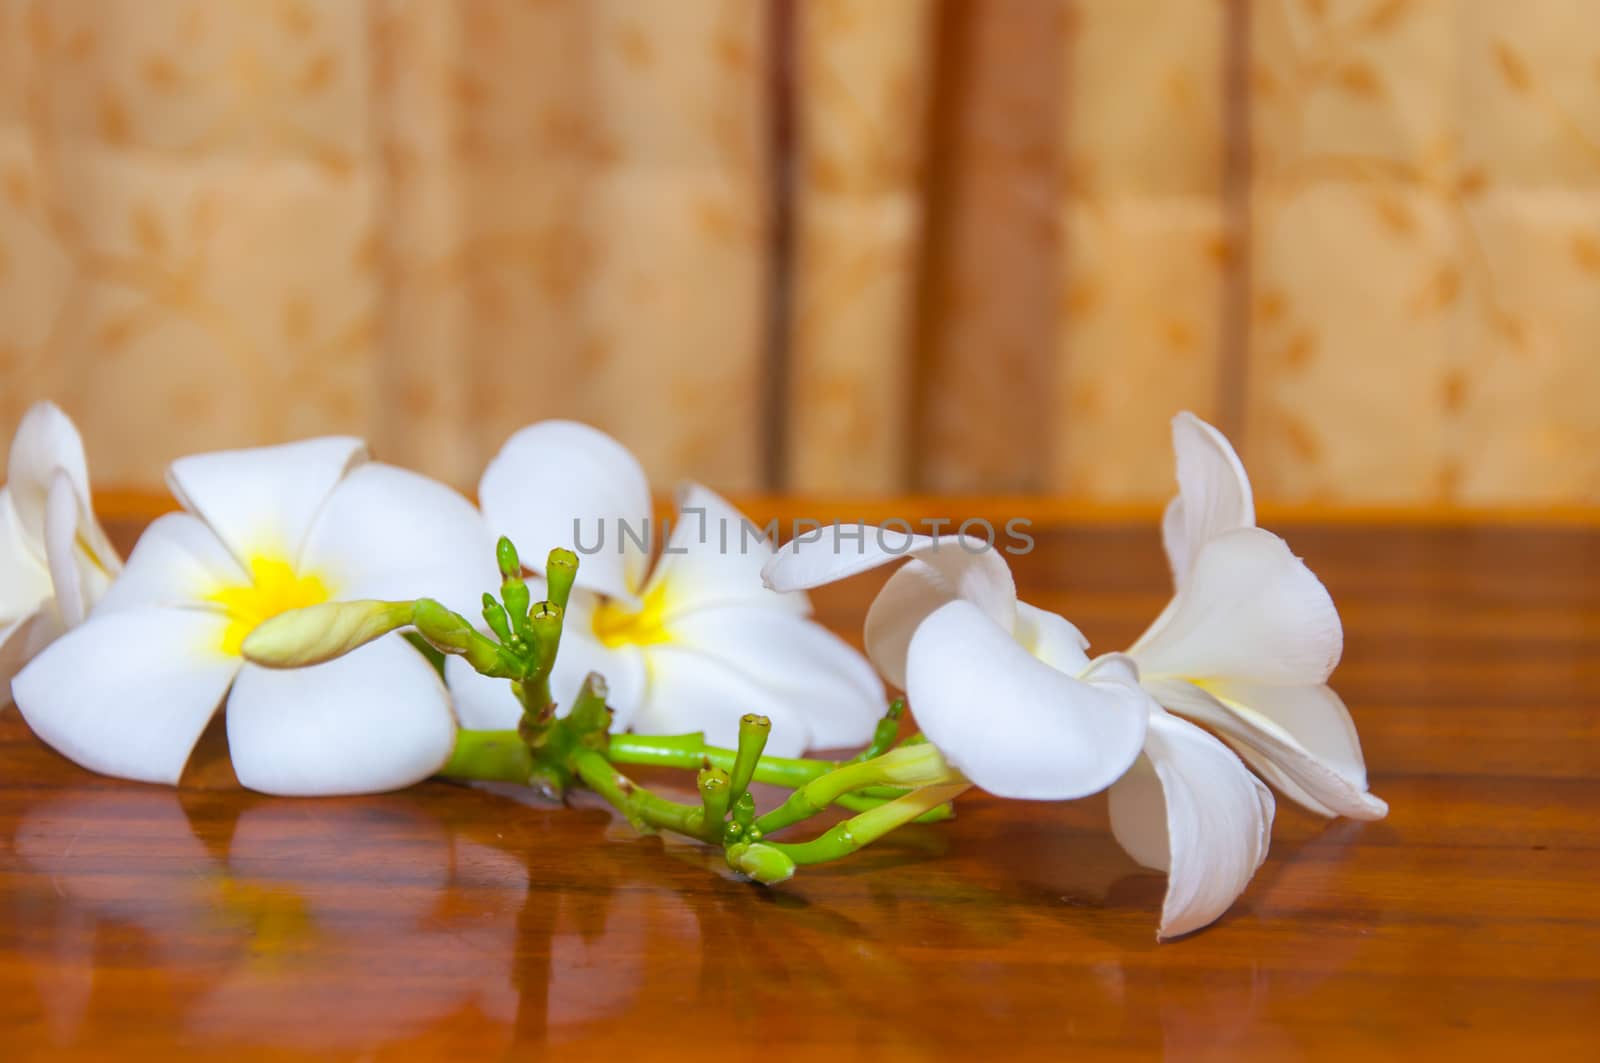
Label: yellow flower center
xmin=208 ymin=557 xmax=332 ymax=657
xmin=590 ymin=581 xmax=674 ymax=649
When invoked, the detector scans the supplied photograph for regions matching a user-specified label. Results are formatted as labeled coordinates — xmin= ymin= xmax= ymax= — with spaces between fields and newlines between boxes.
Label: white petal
xmin=0 ymin=489 xmax=52 ymax=620
xmin=12 ymin=608 xmax=239 ymax=785
xmin=765 ymin=529 xmax=1018 ymax=627
xmin=631 ymin=645 xmax=811 ymax=757
xmin=903 ymin=600 xmax=1148 ymax=800
xmin=299 ymin=462 xmax=496 ymax=618
xmin=866 ymin=577 xmax=1091 ymax=694
xmin=1013 ymin=601 xmax=1093 ymax=674
xmin=93 ymin=513 xmax=247 ymax=615
xmin=1129 ymin=527 xmax=1342 ymax=686
xmin=5 ymin=403 xmax=111 ymax=559
xmin=1163 ymin=411 xmax=1255 ymax=588
xmin=166 ymin=437 xmax=367 ymax=567
xmin=1144 ymin=677 xmax=1387 ymax=821
xmin=647 ymin=483 xmax=807 ymax=619
xmin=479 ymin=420 xmax=653 ymax=603
xmin=43 ymin=470 xmax=111 ymax=627
xmin=666 ymin=604 xmax=885 ymax=750
xmin=226 ymin=634 xmax=456 ymax=796
xmin=1108 ymin=710 xmax=1274 ymax=940
xmin=863 ymin=560 xmax=952 ymax=690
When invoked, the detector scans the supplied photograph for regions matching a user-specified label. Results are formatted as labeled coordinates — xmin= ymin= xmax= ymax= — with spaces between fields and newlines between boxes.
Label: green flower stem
xmin=604 ymin=734 xmax=905 ymax=799
xmin=764 ymin=782 xmax=971 ymax=866
xmin=686 ymin=766 xmax=732 ymax=840
xmin=545 ymin=548 xmax=578 ymax=611
xmin=725 ymin=714 xmax=772 ymax=810
xmin=830 ymin=790 xmax=954 ymax=823
xmin=752 ymin=744 xmax=959 ymax=835
xmin=570 ymin=748 xmax=703 ymax=837
xmin=440 ymin=730 xmax=535 ymax=784
xmin=846 ymin=698 xmax=906 ymax=763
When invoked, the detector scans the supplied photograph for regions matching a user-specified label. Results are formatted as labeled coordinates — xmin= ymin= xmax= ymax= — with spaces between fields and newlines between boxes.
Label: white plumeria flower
xmin=1 ymin=403 xmax=121 ymax=687
xmin=447 ymin=420 xmax=883 ymax=757
xmin=1125 ymin=412 xmax=1388 ymax=823
xmin=764 ymin=529 xmax=1275 ymax=939
xmin=12 ymin=437 xmax=494 ymax=795
xmin=762 ymin=532 xmax=1150 ymax=800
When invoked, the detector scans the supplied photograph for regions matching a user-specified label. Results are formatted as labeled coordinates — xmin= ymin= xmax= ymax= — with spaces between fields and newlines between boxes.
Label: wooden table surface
xmin=2 ymin=510 xmax=1597 ymax=1060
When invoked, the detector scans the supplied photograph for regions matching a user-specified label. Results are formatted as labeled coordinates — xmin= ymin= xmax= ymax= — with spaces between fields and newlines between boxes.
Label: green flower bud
xmin=727 ymin=842 xmax=795 ymax=885
xmin=241 ymin=600 xmax=416 ymax=669
xmin=502 ymin=579 xmax=531 ymax=636
xmin=496 ymin=536 xmax=521 ymax=580
xmin=481 ymin=592 xmax=512 ymax=642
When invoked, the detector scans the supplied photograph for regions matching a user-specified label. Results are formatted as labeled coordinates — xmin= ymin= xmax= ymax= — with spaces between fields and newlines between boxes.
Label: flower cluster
xmin=764 ymin=413 xmax=1387 ymax=937
xmin=0 ymin=403 xmax=1386 ymax=939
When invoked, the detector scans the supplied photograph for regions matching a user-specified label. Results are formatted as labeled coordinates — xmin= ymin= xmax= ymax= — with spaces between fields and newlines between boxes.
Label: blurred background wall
xmin=1 ymin=0 xmax=1597 ymax=505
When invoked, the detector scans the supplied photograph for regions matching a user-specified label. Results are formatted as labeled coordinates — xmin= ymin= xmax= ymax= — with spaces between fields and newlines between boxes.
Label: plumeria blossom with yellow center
xmin=446 ymin=420 xmax=884 ymax=757
xmin=11 ymin=437 xmax=494 ymax=795
xmin=1 ymin=403 xmax=121 ymax=687
xmin=1121 ymin=412 xmax=1388 ymax=824
xmin=763 ymin=529 xmax=1276 ymax=939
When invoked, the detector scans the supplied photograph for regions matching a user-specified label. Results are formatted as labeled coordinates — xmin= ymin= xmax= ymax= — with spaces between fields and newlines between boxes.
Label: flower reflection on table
xmin=10 ymin=781 xmax=711 ymax=1053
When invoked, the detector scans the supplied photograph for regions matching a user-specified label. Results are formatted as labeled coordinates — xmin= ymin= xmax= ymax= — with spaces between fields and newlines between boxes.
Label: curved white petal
xmin=12 ymin=608 xmax=239 ymax=785
xmin=765 ymin=529 xmax=1018 ymax=630
xmin=1129 ymin=527 xmax=1342 ymax=687
xmin=93 ymin=513 xmax=247 ymax=615
xmin=1163 ymin=412 xmax=1255 ymax=588
xmin=863 ymin=560 xmax=952 ymax=690
xmin=479 ymin=420 xmax=653 ymax=603
xmin=903 ymin=600 xmax=1148 ymax=800
xmin=299 ymin=462 xmax=496 ymax=618
xmin=167 ymin=437 xmax=367 ymax=568
xmin=631 ymin=645 xmax=810 ymax=757
xmin=1014 ymin=601 xmax=1093 ymax=674
xmin=43 ymin=470 xmax=114 ymax=627
xmin=226 ymin=634 xmax=456 ymax=796
xmin=0 ymin=489 xmax=52 ymax=620
xmin=1108 ymin=710 xmax=1274 ymax=940
xmin=647 ymin=483 xmax=807 ymax=620
xmin=43 ymin=472 xmax=86 ymax=625
xmin=868 ymin=579 xmax=1092 ymax=698
xmin=666 ymin=604 xmax=884 ymax=751
xmin=1144 ymin=677 xmax=1386 ymax=821
xmin=8 ymin=404 xmax=86 ymax=541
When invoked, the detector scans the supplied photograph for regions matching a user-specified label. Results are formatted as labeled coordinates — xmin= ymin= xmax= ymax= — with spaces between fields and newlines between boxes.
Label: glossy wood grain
xmin=3 ymin=512 xmax=1598 ymax=1060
